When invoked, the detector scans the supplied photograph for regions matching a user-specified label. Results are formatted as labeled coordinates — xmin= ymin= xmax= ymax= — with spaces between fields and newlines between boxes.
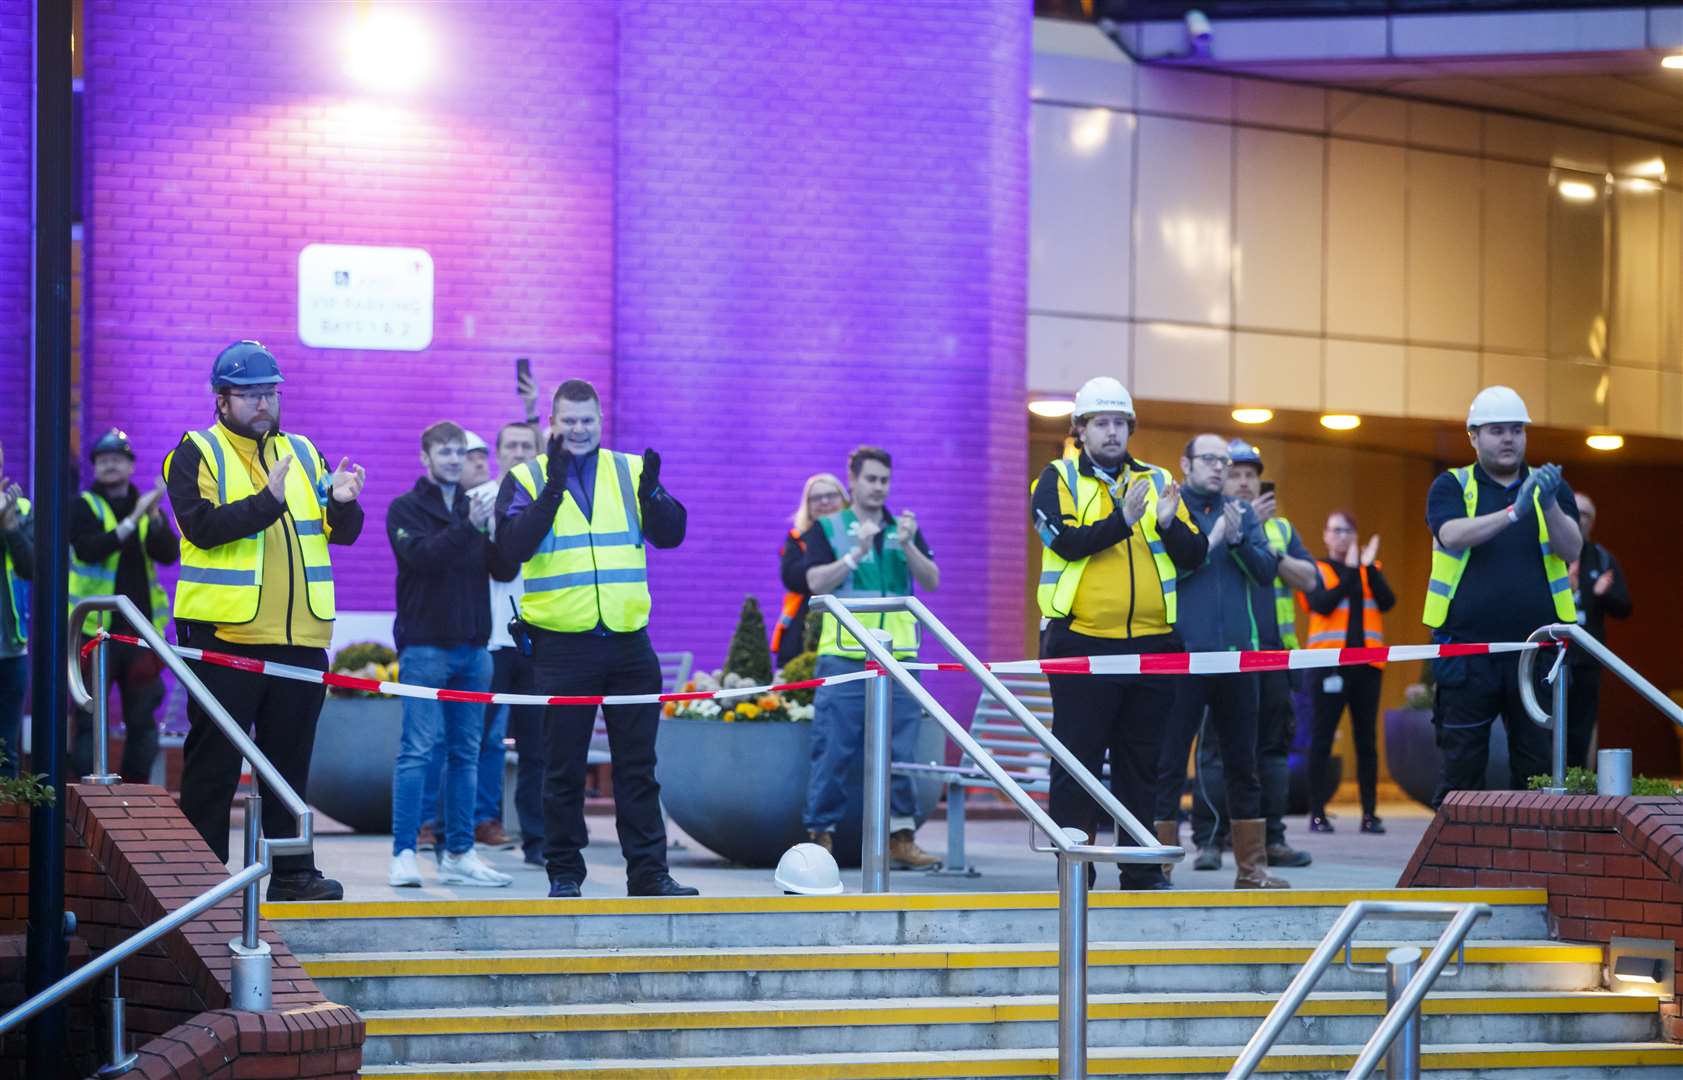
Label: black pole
xmin=27 ymin=0 xmax=74 ymax=1072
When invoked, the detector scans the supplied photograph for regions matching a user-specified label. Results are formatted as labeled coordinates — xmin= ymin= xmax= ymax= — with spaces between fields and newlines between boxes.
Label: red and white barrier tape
xmin=81 ymin=631 xmax=1554 ymax=708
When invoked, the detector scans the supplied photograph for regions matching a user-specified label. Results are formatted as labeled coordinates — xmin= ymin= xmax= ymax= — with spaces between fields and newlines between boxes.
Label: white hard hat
xmin=774 ymin=843 xmax=844 ymax=895
xmin=1072 ymin=376 xmax=1135 ymax=420
xmin=463 ymin=429 xmax=489 ymax=454
xmin=1466 ymin=386 xmax=1532 ymax=429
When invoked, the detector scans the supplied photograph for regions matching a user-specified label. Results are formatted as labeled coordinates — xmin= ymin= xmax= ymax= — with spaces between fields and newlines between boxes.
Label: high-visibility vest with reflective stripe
xmin=1033 ymin=458 xmax=1178 ymax=625
xmin=1304 ymin=559 xmax=1385 ymax=665
xmin=3 ymin=497 xmax=28 ymax=649
xmin=1262 ymin=517 xmax=1299 ymax=649
xmin=1422 ymin=465 xmax=1576 ymax=629
xmin=814 ymin=509 xmax=921 ymax=659
xmin=511 ymin=450 xmax=650 ymax=633
xmin=169 ymin=427 xmax=336 ymax=625
xmin=69 ymin=491 xmax=171 ymax=636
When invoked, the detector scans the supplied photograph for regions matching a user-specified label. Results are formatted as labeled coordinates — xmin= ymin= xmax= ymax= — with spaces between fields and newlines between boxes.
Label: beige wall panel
xmin=1408 ymin=102 xmax=1481 ymax=153
xmin=1664 ymin=189 xmax=1683 ymax=373
xmin=1611 ymin=137 xmax=1668 ymax=179
xmin=1406 ymin=346 xmax=1480 ymax=420
xmin=1030 ymin=105 xmax=1133 ymax=317
xmin=1135 ymin=116 xmax=1233 ymax=325
xmin=1480 ymin=354 xmax=1549 ymax=418
xmin=1607 ymin=365 xmax=1660 ymax=436
xmin=1547 ymin=359 xmax=1609 ymax=429
xmin=1407 ymin=150 xmax=1481 ymax=347
xmin=1028 ymin=314 xmax=1131 ymax=394
xmin=1481 ymin=161 xmax=1549 ymax=354
xmin=1137 ymin=66 xmax=1232 ymax=121
xmin=1234 ymin=78 xmax=1324 ymax=132
xmin=1611 ymin=184 xmax=1661 ymax=368
xmin=1552 ymin=124 xmax=1612 ymax=173
xmin=1328 ymin=90 xmax=1405 ymax=141
xmin=1484 ymin=114 xmax=1553 ymax=165
xmin=1234 ymin=128 xmax=1324 ymax=333
xmin=1234 ymin=332 xmax=1322 ymax=412
xmin=1661 ymin=371 xmax=1683 ymax=438
xmin=1132 ymin=322 xmax=1230 ymax=404
xmin=1327 ymin=141 xmax=1407 ymax=339
xmin=1325 ymin=339 xmax=1406 ymax=416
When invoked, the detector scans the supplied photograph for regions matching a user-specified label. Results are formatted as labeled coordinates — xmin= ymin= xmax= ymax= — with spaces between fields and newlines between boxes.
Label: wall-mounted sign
xmin=298 ymin=243 xmax=434 ymax=351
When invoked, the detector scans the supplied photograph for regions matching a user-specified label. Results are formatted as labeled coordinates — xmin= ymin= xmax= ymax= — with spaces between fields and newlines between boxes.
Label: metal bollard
xmin=92 ymin=968 xmax=138 ymax=1078
xmin=84 ymin=636 xmax=120 ymax=785
xmin=1597 ymin=749 xmax=1633 ymax=797
xmin=229 ymin=790 xmax=272 ymax=1010
xmin=1384 ymin=946 xmax=1423 ymax=1080
xmin=1056 ymin=827 xmax=1090 ymax=1080
xmin=1543 ymin=649 xmax=1570 ymax=794
xmin=861 ymin=629 xmax=895 ymax=894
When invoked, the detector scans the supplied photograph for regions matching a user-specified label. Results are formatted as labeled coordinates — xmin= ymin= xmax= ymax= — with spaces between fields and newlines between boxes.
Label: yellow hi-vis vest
xmin=511 ymin=450 xmax=651 ymax=633
xmin=1422 ymin=465 xmax=1577 ymax=629
xmin=1034 ymin=458 xmax=1178 ymax=624
xmin=170 ymin=427 xmax=337 ymax=625
xmin=813 ymin=508 xmax=922 ymax=660
xmin=3 ymin=496 xmax=29 ymax=649
xmin=69 ymin=491 xmax=171 ymax=636
xmin=1262 ymin=517 xmax=1300 ymax=649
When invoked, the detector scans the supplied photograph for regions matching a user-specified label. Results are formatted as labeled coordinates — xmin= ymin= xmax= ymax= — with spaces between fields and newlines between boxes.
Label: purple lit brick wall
xmin=0 ymin=0 xmax=28 ymax=489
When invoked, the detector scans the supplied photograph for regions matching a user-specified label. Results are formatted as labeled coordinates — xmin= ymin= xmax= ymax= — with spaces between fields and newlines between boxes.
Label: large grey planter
xmin=656 ymin=714 xmax=946 ymax=869
xmin=1385 ymin=706 xmax=1510 ymax=808
xmin=310 ymin=695 xmax=403 ymax=833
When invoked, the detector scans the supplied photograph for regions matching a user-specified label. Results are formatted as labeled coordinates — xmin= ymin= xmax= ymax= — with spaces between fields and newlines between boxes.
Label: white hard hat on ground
xmin=1072 ymin=376 xmax=1135 ymax=419
xmin=774 ymin=843 xmax=844 ymax=895
xmin=1466 ymin=386 xmax=1532 ymax=429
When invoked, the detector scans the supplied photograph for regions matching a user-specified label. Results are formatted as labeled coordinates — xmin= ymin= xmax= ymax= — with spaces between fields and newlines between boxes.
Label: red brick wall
xmin=1400 ymin=790 xmax=1683 ymax=1040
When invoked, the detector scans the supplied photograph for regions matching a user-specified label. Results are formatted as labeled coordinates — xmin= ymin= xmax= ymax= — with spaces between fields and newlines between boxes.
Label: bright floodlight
xmin=1556 ymin=179 xmax=1598 ymax=202
xmin=346 ymin=10 xmax=433 ymax=92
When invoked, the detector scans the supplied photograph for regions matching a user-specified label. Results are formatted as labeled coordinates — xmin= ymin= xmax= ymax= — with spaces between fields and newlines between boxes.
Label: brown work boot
xmin=889 ymin=829 xmax=941 ymax=869
xmin=1153 ymin=820 xmax=1181 ymax=882
xmin=1233 ymin=818 xmax=1290 ymax=890
xmin=475 ymin=819 xmax=516 ymax=850
xmin=807 ymin=830 xmax=833 ymax=853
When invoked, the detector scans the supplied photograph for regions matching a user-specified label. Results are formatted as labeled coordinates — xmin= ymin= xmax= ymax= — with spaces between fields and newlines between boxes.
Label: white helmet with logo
xmin=1466 ymin=385 xmax=1532 ymax=429
xmin=774 ymin=843 xmax=844 ymax=895
xmin=1072 ymin=376 xmax=1136 ymax=420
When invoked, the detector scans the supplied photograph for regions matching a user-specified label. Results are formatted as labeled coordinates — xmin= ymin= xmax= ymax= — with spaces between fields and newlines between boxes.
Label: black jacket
xmin=1571 ymin=542 xmax=1631 ymax=668
xmin=70 ymin=486 xmax=181 ymax=616
xmin=388 ymin=477 xmax=518 ymax=651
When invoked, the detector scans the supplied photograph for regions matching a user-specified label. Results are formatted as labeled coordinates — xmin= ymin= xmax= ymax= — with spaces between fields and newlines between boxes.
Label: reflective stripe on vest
xmin=1034 ymin=458 xmax=1178 ymax=625
xmin=1262 ymin=517 xmax=1299 ymax=650
xmin=1304 ymin=559 xmax=1386 ymax=662
xmin=512 ymin=451 xmax=651 ymax=633
xmin=1421 ymin=466 xmax=1576 ymax=628
xmin=2 ymin=497 xmax=29 ymax=648
xmin=814 ymin=508 xmax=921 ymax=659
xmin=69 ymin=491 xmax=171 ymax=636
xmin=171 ymin=427 xmax=336 ymax=625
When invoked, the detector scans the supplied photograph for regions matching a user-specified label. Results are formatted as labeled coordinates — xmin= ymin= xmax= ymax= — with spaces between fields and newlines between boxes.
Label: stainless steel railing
xmin=0 ymin=595 xmax=313 ymax=1073
xmin=1227 ymin=900 xmax=1491 ymax=1080
xmin=812 ymin=594 xmax=1184 ymax=1080
xmin=1519 ymin=622 xmax=1683 ymax=792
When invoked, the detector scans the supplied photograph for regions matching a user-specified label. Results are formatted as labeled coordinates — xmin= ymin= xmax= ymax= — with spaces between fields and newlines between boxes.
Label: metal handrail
xmin=813 ymin=594 xmax=1183 ymax=1080
xmin=0 ymin=595 xmax=313 ymax=1064
xmin=1226 ymin=900 xmax=1491 ymax=1080
xmin=1519 ymin=622 xmax=1683 ymax=791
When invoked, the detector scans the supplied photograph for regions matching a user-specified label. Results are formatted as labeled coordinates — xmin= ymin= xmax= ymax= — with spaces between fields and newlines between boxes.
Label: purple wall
xmin=0 ymin=0 xmax=29 ymax=488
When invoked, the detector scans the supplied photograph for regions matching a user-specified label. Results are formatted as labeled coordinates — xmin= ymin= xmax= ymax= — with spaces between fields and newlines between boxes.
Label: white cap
xmin=774 ymin=843 xmax=844 ymax=895
xmin=463 ymin=429 xmax=489 ymax=454
xmin=1466 ymin=385 xmax=1532 ymax=429
xmin=1072 ymin=376 xmax=1135 ymax=420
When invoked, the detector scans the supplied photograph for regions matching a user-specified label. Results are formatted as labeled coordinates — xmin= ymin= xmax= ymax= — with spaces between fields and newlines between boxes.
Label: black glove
xmin=1511 ymin=470 xmax=1541 ymax=517
xmin=543 ymin=433 xmax=571 ymax=495
xmin=638 ymin=448 xmax=661 ymax=499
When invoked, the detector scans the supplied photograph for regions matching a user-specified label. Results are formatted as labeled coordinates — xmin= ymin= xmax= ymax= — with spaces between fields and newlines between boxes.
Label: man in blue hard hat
xmin=69 ymin=427 xmax=180 ymax=782
xmin=165 ymin=341 xmax=367 ymax=901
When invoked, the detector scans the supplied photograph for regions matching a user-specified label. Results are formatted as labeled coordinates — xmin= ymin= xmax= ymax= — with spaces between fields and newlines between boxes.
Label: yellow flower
xmin=722 ymin=710 xmax=736 ymax=723
xmin=736 ymin=703 xmax=760 ymax=719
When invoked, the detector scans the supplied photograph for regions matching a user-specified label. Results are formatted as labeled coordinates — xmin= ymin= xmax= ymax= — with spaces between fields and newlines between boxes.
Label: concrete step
xmin=356 ymin=1040 xmax=1683 ymax=1078
xmin=355 ymin=991 xmax=1660 ymax=1066
xmin=303 ymin=939 xmax=1603 ymax=1009
xmin=265 ymin=888 xmax=1550 ymax=953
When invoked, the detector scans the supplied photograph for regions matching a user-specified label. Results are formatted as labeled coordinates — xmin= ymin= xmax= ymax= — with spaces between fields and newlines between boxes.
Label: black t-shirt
xmin=1425 ymin=464 xmax=1579 ymax=643
xmin=800 ymin=511 xmax=935 ymax=581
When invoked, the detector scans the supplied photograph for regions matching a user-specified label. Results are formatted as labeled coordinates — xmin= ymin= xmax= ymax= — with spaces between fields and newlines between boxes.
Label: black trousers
xmin=178 ymin=636 xmax=325 ymax=875
xmin=1310 ymin=663 xmax=1383 ymax=818
xmin=532 ymin=627 xmax=668 ymax=886
xmin=1156 ymin=671 xmax=1261 ymax=828
xmin=1192 ymin=669 xmax=1294 ymax=848
xmin=492 ymin=645 xmax=546 ymax=858
xmin=1042 ymin=624 xmax=1180 ymax=859
xmin=1430 ymin=652 xmax=1551 ymax=807
xmin=73 ymin=640 xmax=165 ymax=783
xmin=1565 ymin=664 xmax=1601 ymax=770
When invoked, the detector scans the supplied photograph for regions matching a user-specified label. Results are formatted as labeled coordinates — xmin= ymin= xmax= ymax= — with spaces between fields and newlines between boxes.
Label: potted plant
xmin=309 ymin=642 xmax=405 ymax=833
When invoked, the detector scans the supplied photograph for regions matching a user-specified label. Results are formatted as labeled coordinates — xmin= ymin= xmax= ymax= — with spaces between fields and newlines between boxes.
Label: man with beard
xmin=1424 ymin=386 xmax=1580 ymax=804
xmin=1030 ymin=377 xmax=1204 ymax=890
xmin=165 ymin=341 xmax=366 ymax=901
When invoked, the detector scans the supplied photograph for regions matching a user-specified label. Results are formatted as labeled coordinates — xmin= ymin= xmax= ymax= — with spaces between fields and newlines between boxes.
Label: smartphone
xmin=516 ymin=356 xmax=533 ymax=391
xmin=1260 ymin=481 xmax=1276 ymax=496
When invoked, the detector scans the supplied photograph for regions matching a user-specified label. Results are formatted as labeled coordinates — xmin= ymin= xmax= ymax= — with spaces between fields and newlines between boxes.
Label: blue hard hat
xmin=211 ymin=340 xmax=285 ymax=388
xmin=1228 ymin=438 xmax=1263 ymax=472
xmin=89 ymin=427 xmax=134 ymax=460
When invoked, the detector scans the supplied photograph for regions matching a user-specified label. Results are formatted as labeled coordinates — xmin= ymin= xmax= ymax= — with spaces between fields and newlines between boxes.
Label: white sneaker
xmin=439 ymin=848 xmax=512 ymax=888
xmin=388 ymin=849 xmax=422 ymax=888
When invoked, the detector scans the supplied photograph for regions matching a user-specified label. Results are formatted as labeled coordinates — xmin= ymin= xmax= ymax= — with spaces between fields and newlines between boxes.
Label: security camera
xmin=1185 ymin=9 xmax=1212 ymax=55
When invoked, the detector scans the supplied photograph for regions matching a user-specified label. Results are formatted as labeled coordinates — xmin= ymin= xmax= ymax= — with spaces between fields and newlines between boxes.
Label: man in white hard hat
xmin=1030 ymin=377 xmax=1206 ymax=890
xmin=1423 ymin=386 xmax=1581 ymax=805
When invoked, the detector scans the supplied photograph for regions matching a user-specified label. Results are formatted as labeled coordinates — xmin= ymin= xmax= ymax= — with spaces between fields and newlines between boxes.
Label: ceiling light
xmin=1662 ymin=54 xmax=1683 ymax=70
xmin=1320 ymin=414 xmax=1361 ymax=431
xmin=1029 ymin=399 xmax=1075 ymax=418
xmin=1586 ymin=433 xmax=1624 ymax=451
xmin=345 ymin=10 xmax=434 ymax=92
xmin=1557 ymin=179 xmax=1599 ymax=202
xmin=1231 ymin=407 xmax=1274 ymax=425
xmin=1619 ymin=178 xmax=1661 ymax=194
xmin=1631 ymin=157 xmax=1668 ymax=178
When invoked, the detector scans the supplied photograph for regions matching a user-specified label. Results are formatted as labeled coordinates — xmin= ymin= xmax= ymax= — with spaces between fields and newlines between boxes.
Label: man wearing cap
xmin=1424 ymin=386 xmax=1580 ymax=805
xmin=0 ymin=440 xmax=29 ymax=776
xmin=1030 ymin=377 xmax=1205 ymax=890
xmin=69 ymin=428 xmax=180 ymax=782
xmin=165 ymin=341 xmax=366 ymax=901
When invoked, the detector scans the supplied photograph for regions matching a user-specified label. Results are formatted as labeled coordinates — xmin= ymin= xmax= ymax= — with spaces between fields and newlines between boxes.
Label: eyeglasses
xmin=228 ymin=389 xmax=280 ymax=404
xmin=1327 ymin=526 xmax=1356 ymax=535
xmin=1191 ymin=454 xmax=1231 ymax=469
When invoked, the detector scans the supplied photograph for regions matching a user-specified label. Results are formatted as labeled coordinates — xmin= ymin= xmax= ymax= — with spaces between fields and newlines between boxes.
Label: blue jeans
xmin=802 ymin=655 xmax=923 ymax=835
xmin=420 ymin=656 xmax=513 ymax=830
xmin=392 ymin=645 xmax=492 ymax=856
xmin=0 ymin=655 xmax=24 ymax=778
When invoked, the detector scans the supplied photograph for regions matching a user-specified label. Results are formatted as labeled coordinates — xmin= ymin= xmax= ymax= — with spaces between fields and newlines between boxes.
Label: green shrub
xmin=723 ymin=596 xmax=774 ymax=688
xmin=0 ymin=750 xmax=53 ymax=809
xmin=1527 ymin=768 xmax=1682 ymax=796
xmin=778 ymin=650 xmax=819 ymax=706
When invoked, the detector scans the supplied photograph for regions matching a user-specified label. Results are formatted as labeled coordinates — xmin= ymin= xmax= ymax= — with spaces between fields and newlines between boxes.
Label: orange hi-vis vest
xmin=1301 ymin=560 xmax=1386 ymax=667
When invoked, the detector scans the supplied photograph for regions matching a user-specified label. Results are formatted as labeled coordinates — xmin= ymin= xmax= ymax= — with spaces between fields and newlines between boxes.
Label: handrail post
xmin=1056 ymin=827 xmax=1089 ymax=1080
xmin=862 ymin=629 xmax=894 ymax=894
xmin=92 ymin=968 xmax=137 ymax=1078
xmin=1550 ymin=658 xmax=1569 ymax=793
xmin=85 ymin=634 xmax=119 ymax=785
xmin=1383 ymin=947 xmax=1422 ymax=1080
xmin=229 ymin=790 xmax=271 ymax=1010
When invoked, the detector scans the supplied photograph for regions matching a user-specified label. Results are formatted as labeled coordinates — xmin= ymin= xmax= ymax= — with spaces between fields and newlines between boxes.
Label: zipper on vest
xmin=266 ymin=437 xmax=297 ymax=646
